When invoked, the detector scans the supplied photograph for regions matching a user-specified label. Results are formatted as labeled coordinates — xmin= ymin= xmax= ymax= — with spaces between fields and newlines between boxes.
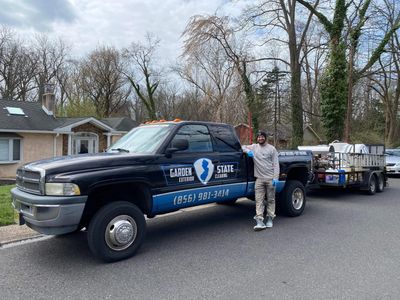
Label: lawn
xmin=0 ymin=185 xmax=16 ymax=226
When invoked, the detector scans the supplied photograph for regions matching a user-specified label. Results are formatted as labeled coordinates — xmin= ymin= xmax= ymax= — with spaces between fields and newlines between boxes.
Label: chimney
xmin=42 ymin=83 xmax=55 ymax=116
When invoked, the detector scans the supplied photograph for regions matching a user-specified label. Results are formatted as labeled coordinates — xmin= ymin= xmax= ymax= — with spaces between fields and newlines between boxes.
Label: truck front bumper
xmin=11 ymin=188 xmax=88 ymax=235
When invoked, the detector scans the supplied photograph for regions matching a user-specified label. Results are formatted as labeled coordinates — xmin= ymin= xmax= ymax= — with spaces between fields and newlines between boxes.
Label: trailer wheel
xmin=279 ymin=180 xmax=306 ymax=217
xmin=376 ymin=173 xmax=384 ymax=193
xmin=87 ymin=201 xmax=146 ymax=262
xmin=366 ymin=175 xmax=377 ymax=195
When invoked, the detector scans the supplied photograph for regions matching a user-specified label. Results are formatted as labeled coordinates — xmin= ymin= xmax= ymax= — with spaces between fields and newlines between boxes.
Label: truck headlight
xmin=45 ymin=183 xmax=81 ymax=196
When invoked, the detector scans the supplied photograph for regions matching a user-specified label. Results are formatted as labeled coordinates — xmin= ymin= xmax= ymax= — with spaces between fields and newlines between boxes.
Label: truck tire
xmin=87 ymin=201 xmax=146 ymax=262
xmin=376 ymin=173 xmax=384 ymax=193
xmin=279 ymin=180 xmax=306 ymax=217
xmin=366 ymin=174 xmax=377 ymax=195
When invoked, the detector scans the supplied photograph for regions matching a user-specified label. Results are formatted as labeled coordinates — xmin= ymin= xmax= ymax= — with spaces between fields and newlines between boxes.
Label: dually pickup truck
xmin=12 ymin=121 xmax=312 ymax=262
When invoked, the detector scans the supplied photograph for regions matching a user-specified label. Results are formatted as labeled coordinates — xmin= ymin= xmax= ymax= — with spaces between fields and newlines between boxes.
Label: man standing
xmin=243 ymin=131 xmax=280 ymax=231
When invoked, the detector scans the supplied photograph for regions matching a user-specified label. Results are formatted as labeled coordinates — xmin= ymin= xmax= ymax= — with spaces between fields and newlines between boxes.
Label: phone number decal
xmin=173 ymin=189 xmax=229 ymax=206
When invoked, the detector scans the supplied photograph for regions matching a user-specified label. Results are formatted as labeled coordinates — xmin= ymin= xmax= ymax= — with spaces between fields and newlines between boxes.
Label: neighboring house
xmin=0 ymin=93 xmax=138 ymax=179
xmin=234 ymin=123 xmax=252 ymax=145
xmin=303 ymin=124 xmax=324 ymax=145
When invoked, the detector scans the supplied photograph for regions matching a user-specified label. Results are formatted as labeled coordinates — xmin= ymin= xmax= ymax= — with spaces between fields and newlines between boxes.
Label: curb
xmin=0 ymin=234 xmax=43 ymax=247
xmin=0 ymin=224 xmax=43 ymax=247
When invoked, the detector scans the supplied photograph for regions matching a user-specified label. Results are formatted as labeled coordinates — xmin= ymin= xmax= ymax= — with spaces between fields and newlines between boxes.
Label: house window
xmin=0 ymin=138 xmax=21 ymax=163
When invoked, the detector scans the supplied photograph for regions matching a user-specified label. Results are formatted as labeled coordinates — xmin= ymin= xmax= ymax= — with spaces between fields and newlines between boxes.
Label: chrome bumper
xmin=11 ymin=187 xmax=87 ymax=235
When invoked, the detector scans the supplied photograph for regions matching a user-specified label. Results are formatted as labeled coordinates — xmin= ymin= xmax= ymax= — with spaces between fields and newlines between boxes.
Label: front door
xmin=72 ymin=133 xmax=98 ymax=154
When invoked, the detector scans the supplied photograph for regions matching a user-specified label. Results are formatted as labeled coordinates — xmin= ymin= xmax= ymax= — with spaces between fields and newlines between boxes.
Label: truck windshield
xmin=108 ymin=124 xmax=175 ymax=154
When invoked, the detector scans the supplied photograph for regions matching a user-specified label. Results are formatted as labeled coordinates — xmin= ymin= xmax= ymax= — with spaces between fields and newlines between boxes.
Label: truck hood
xmin=23 ymin=152 xmax=156 ymax=175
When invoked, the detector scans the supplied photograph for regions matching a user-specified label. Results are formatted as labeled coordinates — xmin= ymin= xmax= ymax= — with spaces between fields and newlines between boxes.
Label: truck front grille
xmin=16 ymin=168 xmax=43 ymax=195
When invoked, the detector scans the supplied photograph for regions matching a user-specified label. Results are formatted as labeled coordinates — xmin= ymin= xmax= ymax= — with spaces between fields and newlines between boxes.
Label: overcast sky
xmin=0 ymin=0 xmax=251 ymax=60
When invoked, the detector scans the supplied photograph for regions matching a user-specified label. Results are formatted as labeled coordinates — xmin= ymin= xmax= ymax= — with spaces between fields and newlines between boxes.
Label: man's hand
xmin=247 ymin=150 xmax=254 ymax=158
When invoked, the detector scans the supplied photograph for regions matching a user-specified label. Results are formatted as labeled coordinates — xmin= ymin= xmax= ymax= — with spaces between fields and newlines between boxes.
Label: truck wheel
xmin=376 ymin=173 xmax=384 ymax=193
xmin=279 ymin=180 xmax=306 ymax=217
xmin=87 ymin=201 xmax=146 ymax=262
xmin=366 ymin=175 xmax=377 ymax=195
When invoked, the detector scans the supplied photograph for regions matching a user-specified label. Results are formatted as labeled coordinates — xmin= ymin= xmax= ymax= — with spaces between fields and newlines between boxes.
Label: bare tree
xmin=297 ymin=0 xmax=400 ymax=142
xmin=0 ymin=27 xmax=37 ymax=101
xmin=123 ymin=35 xmax=161 ymax=120
xmin=183 ymin=15 xmax=260 ymax=132
xmin=177 ymin=39 xmax=239 ymax=122
xmin=368 ymin=0 xmax=400 ymax=146
xmin=79 ymin=46 xmax=130 ymax=118
xmin=33 ymin=35 xmax=69 ymax=101
xmin=243 ymin=0 xmax=319 ymax=147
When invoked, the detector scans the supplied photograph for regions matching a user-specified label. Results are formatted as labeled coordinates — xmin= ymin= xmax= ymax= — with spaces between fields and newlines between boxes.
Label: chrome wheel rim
xmin=292 ymin=187 xmax=304 ymax=210
xmin=105 ymin=215 xmax=137 ymax=251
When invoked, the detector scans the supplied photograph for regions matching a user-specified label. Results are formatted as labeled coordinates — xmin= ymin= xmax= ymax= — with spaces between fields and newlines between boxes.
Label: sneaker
xmin=253 ymin=218 xmax=267 ymax=231
xmin=265 ymin=217 xmax=273 ymax=228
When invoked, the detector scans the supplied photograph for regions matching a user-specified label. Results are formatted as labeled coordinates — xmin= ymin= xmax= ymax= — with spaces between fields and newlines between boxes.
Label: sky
xmin=0 ymin=0 xmax=251 ymax=61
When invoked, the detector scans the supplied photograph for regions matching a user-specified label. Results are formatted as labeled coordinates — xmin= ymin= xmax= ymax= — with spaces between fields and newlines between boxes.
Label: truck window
xmin=208 ymin=124 xmax=241 ymax=152
xmin=107 ymin=124 xmax=175 ymax=154
xmin=170 ymin=125 xmax=213 ymax=153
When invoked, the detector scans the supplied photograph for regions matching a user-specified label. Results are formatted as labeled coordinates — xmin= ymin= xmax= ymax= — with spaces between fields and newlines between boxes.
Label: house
xmin=303 ymin=124 xmax=324 ymax=145
xmin=0 ymin=92 xmax=138 ymax=179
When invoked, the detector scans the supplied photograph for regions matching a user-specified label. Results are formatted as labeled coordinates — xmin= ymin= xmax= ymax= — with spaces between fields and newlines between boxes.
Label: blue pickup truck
xmin=12 ymin=121 xmax=312 ymax=262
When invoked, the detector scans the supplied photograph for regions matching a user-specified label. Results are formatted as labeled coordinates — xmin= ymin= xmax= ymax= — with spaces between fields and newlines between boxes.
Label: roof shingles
xmin=0 ymin=100 xmax=138 ymax=133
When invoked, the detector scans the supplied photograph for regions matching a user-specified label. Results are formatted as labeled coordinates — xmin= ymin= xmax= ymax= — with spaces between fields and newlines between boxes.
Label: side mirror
xmin=165 ymin=139 xmax=189 ymax=155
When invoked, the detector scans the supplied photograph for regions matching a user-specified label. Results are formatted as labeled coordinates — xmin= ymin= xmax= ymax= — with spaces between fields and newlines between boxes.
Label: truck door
xmin=208 ymin=124 xmax=249 ymax=199
xmin=152 ymin=124 xmax=221 ymax=213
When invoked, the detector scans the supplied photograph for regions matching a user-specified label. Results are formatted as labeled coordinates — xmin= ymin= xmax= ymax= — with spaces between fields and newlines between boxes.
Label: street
xmin=1 ymin=178 xmax=400 ymax=299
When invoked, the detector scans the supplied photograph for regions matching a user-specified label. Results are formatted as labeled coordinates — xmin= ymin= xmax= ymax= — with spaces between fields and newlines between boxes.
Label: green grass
xmin=0 ymin=185 xmax=16 ymax=226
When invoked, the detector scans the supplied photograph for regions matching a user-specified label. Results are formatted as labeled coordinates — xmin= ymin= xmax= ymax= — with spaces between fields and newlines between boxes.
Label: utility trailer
xmin=304 ymin=144 xmax=387 ymax=194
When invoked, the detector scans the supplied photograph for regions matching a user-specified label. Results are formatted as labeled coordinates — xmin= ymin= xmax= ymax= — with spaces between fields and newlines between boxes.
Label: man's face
xmin=257 ymin=135 xmax=266 ymax=145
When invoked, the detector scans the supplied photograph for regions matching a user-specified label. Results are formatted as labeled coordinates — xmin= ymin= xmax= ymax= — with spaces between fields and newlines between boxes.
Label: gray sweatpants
xmin=254 ymin=178 xmax=276 ymax=220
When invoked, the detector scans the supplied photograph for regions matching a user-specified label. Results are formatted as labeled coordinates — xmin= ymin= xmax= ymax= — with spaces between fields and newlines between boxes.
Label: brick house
xmin=0 ymin=92 xmax=138 ymax=179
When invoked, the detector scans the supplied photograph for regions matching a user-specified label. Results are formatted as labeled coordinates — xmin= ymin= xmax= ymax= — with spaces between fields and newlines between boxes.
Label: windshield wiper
xmin=111 ymin=148 xmax=130 ymax=153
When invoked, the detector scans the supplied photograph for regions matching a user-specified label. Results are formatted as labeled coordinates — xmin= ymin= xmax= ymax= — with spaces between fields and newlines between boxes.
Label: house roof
xmin=304 ymin=124 xmax=323 ymax=142
xmin=0 ymin=99 xmax=138 ymax=133
xmin=101 ymin=117 xmax=139 ymax=132
xmin=0 ymin=100 xmax=60 ymax=131
xmin=55 ymin=117 xmax=115 ymax=132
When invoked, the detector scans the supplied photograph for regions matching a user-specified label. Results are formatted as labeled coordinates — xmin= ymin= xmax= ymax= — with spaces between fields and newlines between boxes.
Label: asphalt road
xmin=1 ymin=178 xmax=400 ymax=299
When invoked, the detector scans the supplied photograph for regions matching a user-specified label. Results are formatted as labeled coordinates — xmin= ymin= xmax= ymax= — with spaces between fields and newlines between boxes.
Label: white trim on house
xmin=68 ymin=134 xmax=72 ymax=155
xmin=55 ymin=117 xmax=115 ymax=132
xmin=0 ymin=129 xmax=70 ymax=134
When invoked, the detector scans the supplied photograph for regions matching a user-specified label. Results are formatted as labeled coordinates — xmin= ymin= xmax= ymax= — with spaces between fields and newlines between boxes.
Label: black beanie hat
xmin=256 ymin=131 xmax=267 ymax=138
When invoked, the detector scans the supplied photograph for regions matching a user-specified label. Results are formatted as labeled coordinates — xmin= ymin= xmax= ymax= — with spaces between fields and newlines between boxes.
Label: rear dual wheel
xmin=279 ymin=180 xmax=306 ymax=217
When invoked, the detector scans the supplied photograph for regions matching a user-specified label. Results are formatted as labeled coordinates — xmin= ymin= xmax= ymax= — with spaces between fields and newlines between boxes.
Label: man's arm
xmin=242 ymin=144 xmax=254 ymax=153
xmin=273 ymin=148 xmax=280 ymax=180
